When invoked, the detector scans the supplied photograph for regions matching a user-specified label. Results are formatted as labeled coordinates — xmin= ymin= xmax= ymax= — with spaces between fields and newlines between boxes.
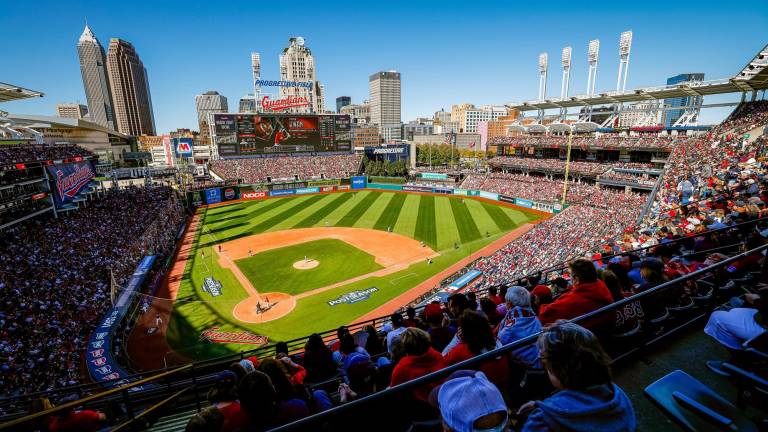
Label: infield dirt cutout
xmin=214 ymin=227 xmax=438 ymax=323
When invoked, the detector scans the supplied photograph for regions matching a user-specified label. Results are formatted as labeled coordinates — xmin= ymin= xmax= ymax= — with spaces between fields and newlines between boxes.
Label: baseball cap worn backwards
xmin=430 ymin=370 xmax=508 ymax=432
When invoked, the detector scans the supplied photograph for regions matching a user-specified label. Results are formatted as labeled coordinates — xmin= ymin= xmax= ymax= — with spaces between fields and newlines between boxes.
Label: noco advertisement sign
xmin=213 ymin=113 xmax=351 ymax=156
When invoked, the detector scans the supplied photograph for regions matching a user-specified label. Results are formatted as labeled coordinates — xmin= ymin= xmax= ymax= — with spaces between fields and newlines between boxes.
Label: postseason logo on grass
xmin=202 ymin=277 xmax=223 ymax=297
xmin=327 ymin=287 xmax=378 ymax=306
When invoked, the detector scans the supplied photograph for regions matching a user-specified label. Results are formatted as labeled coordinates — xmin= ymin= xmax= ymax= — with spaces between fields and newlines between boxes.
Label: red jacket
xmin=443 ymin=342 xmax=510 ymax=386
xmin=390 ymin=348 xmax=445 ymax=402
xmin=538 ymin=280 xmax=614 ymax=326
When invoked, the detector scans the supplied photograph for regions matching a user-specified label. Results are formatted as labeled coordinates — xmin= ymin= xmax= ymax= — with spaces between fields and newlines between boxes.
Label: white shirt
xmin=704 ymin=308 xmax=766 ymax=350
xmin=386 ymin=327 xmax=407 ymax=354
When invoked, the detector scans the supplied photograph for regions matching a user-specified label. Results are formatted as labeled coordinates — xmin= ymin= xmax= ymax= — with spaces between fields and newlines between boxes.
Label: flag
xmin=469 ymin=141 xmax=476 ymax=148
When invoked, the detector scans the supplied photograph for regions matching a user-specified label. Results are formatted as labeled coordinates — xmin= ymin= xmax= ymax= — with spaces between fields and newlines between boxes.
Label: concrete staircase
xmin=148 ymin=408 xmax=199 ymax=432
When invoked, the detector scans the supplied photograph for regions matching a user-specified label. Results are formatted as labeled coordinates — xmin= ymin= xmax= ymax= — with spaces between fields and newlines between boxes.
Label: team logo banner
xmin=328 ymin=287 xmax=378 ymax=306
xmin=46 ymin=161 xmax=95 ymax=208
xmin=203 ymin=277 xmax=223 ymax=297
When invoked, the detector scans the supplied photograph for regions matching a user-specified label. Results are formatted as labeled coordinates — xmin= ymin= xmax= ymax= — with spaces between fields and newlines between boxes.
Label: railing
xmin=267 ymin=242 xmax=768 ymax=431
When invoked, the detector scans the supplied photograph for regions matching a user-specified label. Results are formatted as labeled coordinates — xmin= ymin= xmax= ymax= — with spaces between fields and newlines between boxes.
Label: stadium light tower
xmin=251 ymin=52 xmax=261 ymax=111
xmin=560 ymin=47 xmax=572 ymax=119
xmin=587 ymin=39 xmax=600 ymax=96
xmin=616 ymin=31 xmax=632 ymax=92
xmin=538 ymin=53 xmax=548 ymax=101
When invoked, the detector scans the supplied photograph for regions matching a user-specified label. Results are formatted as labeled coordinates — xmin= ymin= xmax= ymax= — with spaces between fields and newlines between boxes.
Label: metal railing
xmin=267 ymin=243 xmax=768 ymax=431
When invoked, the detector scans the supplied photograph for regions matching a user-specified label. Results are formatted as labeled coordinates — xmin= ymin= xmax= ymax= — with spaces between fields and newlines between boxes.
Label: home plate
xmin=293 ymin=259 xmax=319 ymax=270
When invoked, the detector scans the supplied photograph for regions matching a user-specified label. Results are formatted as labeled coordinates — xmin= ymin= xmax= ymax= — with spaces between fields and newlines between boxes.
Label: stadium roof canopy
xmin=7 ymin=114 xmax=129 ymax=138
xmin=507 ymin=43 xmax=768 ymax=112
xmin=0 ymin=82 xmax=44 ymax=103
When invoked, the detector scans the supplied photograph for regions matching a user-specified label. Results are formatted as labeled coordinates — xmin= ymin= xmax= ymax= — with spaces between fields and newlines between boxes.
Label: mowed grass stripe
xmin=393 ymin=194 xmax=420 ymax=238
xmin=268 ymin=194 xmax=336 ymax=231
xmin=449 ymin=197 xmax=481 ymax=243
xmin=336 ymin=191 xmax=382 ymax=226
xmin=464 ymin=199 xmax=501 ymax=238
xmin=481 ymin=201 xmax=516 ymax=230
xmin=354 ymin=192 xmax=394 ymax=228
xmin=293 ymin=193 xmax=355 ymax=228
xmin=206 ymin=198 xmax=290 ymax=227
xmin=434 ymin=196 xmax=461 ymax=251
xmin=251 ymin=195 xmax=326 ymax=232
xmin=414 ymin=195 xmax=437 ymax=247
xmin=373 ymin=193 xmax=407 ymax=231
xmin=501 ymin=206 xmax=538 ymax=224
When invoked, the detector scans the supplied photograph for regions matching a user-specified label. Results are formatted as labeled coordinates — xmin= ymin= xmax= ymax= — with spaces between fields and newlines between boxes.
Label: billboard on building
xmin=174 ymin=138 xmax=194 ymax=158
xmin=214 ymin=113 xmax=352 ymax=157
xmin=363 ymin=145 xmax=410 ymax=163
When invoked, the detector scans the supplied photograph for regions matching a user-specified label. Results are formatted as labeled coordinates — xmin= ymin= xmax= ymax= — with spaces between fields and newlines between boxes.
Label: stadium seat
xmin=644 ymin=370 xmax=759 ymax=432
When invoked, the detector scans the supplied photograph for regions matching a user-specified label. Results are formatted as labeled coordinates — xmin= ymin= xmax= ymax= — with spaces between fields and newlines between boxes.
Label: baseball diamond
xmin=128 ymin=190 xmax=543 ymax=366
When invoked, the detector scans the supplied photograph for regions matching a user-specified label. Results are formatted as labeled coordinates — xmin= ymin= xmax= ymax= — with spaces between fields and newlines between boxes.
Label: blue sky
xmin=2 ymin=0 xmax=766 ymax=134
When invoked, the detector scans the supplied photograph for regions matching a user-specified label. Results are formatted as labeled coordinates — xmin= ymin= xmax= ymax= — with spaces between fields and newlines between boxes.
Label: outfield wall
xmin=187 ymin=177 xmax=565 ymax=215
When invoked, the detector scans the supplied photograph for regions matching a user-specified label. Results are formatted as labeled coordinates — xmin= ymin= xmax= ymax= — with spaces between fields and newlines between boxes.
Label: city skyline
xmin=2 ymin=0 xmax=766 ymax=134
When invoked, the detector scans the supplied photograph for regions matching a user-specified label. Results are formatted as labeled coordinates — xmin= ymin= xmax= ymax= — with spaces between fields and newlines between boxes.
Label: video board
xmin=214 ymin=113 xmax=352 ymax=156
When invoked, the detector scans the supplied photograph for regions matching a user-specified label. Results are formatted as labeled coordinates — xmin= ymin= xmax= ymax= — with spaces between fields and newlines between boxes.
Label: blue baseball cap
xmin=429 ymin=370 xmax=508 ymax=432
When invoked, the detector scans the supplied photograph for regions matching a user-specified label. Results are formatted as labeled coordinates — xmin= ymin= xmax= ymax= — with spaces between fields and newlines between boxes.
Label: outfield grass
xmin=235 ymin=239 xmax=383 ymax=295
xmin=166 ymin=191 xmax=545 ymax=359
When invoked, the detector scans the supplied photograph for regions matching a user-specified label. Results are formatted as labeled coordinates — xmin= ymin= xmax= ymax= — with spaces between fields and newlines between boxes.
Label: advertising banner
xmin=240 ymin=190 xmax=267 ymax=200
xmin=87 ymin=256 xmax=155 ymax=388
xmin=205 ymin=188 xmax=222 ymax=205
xmin=270 ymin=189 xmax=296 ymax=197
xmin=447 ymin=269 xmax=482 ymax=291
xmin=296 ymin=187 xmax=320 ymax=195
xmin=46 ymin=160 xmax=95 ymax=208
xmin=174 ymin=138 xmax=194 ymax=158
xmin=420 ymin=172 xmax=448 ymax=180
xmin=221 ymin=186 xmax=239 ymax=202
xmin=214 ymin=113 xmax=352 ymax=156
xmin=337 ymin=185 xmax=351 ymax=191
xmin=350 ymin=176 xmax=367 ymax=190
xmin=403 ymin=185 xmax=433 ymax=193
xmin=515 ymin=198 xmax=534 ymax=208
xmin=320 ymin=186 xmax=336 ymax=192
xmin=453 ymin=189 xmax=469 ymax=196
xmin=200 ymin=327 xmax=269 ymax=346
xmin=478 ymin=191 xmax=498 ymax=201
xmin=363 ymin=145 xmax=410 ymax=163
xmin=498 ymin=195 xmax=516 ymax=204
xmin=307 ymin=179 xmax=341 ymax=187
xmin=433 ymin=188 xmax=453 ymax=194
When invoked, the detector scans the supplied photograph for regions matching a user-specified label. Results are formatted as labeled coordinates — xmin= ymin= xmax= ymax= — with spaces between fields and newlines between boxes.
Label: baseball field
xmin=135 ymin=190 xmax=544 ymax=364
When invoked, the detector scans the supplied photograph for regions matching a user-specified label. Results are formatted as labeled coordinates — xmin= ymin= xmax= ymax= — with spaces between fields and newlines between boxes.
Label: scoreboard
xmin=213 ymin=113 xmax=352 ymax=157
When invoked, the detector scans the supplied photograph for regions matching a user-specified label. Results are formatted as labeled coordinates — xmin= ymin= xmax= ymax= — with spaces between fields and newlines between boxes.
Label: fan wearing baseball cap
xmin=430 ymin=370 xmax=509 ymax=432
xmin=518 ymin=321 xmax=636 ymax=432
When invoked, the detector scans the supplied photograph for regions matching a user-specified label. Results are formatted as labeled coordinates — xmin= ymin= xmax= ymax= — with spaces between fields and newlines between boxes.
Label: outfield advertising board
xmin=270 ymin=189 xmax=296 ymax=197
xmin=403 ymin=185 xmax=433 ymax=193
xmin=478 ymin=191 xmax=498 ymax=200
xmin=296 ymin=187 xmax=320 ymax=195
xmin=240 ymin=190 xmax=267 ymax=200
xmin=205 ymin=188 xmax=222 ymax=204
xmin=350 ymin=176 xmax=367 ymax=189
xmin=420 ymin=172 xmax=448 ymax=180
xmin=515 ymin=198 xmax=534 ymax=208
xmin=498 ymin=195 xmax=516 ymax=204
xmin=221 ymin=187 xmax=239 ymax=202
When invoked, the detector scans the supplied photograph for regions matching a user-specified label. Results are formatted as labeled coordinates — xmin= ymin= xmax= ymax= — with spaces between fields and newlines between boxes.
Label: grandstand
xmin=2 ymin=39 xmax=768 ymax=432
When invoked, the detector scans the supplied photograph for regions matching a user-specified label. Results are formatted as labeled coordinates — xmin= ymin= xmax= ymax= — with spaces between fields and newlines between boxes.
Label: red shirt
xmin=48 ymin=410 xmax=103 ymax=432
xmin=443 ymin=342 xmax=510 ymax=386
xmin=538 ymin=280 xmax=614 ymax=326
xmin=217 ymin=401 xmax=249 ymax=432
xmin=390 ymin=348 xmax=445 ymax=402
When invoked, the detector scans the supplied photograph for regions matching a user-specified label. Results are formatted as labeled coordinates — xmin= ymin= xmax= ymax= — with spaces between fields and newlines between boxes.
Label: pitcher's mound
xmin=233 ymin=293 xmax=295 ymax=323
xmin=293 ymin=259 xmax=319 ymax=270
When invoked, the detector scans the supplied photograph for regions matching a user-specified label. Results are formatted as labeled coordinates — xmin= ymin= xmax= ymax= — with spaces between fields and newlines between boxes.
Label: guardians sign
xmin=200 ymin=327 xmax=269 ymax=346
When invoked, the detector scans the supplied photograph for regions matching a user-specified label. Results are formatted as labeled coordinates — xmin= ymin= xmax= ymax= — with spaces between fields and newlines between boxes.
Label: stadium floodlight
xmin=561 ymin=47 xmax=572 ymax=69
xmin=588 ymin=39 xmax=600 ymax=63
xmin=619 ymin=31 xmax=633 ymax=57
xmin=538 ymin=53 xmax=548 ymax=73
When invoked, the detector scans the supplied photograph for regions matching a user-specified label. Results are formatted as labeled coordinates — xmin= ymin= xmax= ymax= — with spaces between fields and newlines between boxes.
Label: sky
xmin=2 ymin=0 xmax=767 ymax=134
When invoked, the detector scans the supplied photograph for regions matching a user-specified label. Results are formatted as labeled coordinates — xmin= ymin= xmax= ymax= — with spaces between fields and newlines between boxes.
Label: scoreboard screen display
xmin=214 ymin=113 xmax=352 ymax=156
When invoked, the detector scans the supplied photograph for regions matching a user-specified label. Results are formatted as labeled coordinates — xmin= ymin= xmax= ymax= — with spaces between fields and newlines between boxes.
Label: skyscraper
xmin=77 ymin=25 xmax=116 ymax=130
xmin=195 ymin=91 xmax=229 ymax=145
xmin=251 ymin=52 xmax=261 ymax=106
xmin=336 ymin=96 xmax=351 ymax=113
xmin=106 ymin=38 xmax=156 ymax=136
xmin=663 ymin=73 xmax=705 ymax=127
xmin=279 ymin=37 xmax=324 ymax=113
xmin=369 ymin=71 xmax=402 ymax=140
xmin=239 ymin=94 xmax=257 ymax=113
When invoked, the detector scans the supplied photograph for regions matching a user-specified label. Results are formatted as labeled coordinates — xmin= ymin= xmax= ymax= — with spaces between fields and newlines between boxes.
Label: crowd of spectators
xmin=209 ymin=154 xmax=362 ymax=184
xmin=0 ymin=186 xmax=185 ymax=397
xmin=0 ymin=144 xmax=93 ymax=167
xmin=488 ymin=134 xmax=678 ymax=150
xmin=598 ymin=170 xmax=658 ymax=186
xmin=488 ymin=157 xmax=614 ymax=176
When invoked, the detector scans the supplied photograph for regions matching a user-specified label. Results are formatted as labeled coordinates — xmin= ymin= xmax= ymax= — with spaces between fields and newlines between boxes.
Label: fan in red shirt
xmin=47 ymin=397 xmax=106 ymax=432
xmin=390 ymin=328 xmax=446 ymax=402
xmin=538 ymin=258 xmax=614 ymax=327
xmin=443 ymin=310 xmax=510 ymax=387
